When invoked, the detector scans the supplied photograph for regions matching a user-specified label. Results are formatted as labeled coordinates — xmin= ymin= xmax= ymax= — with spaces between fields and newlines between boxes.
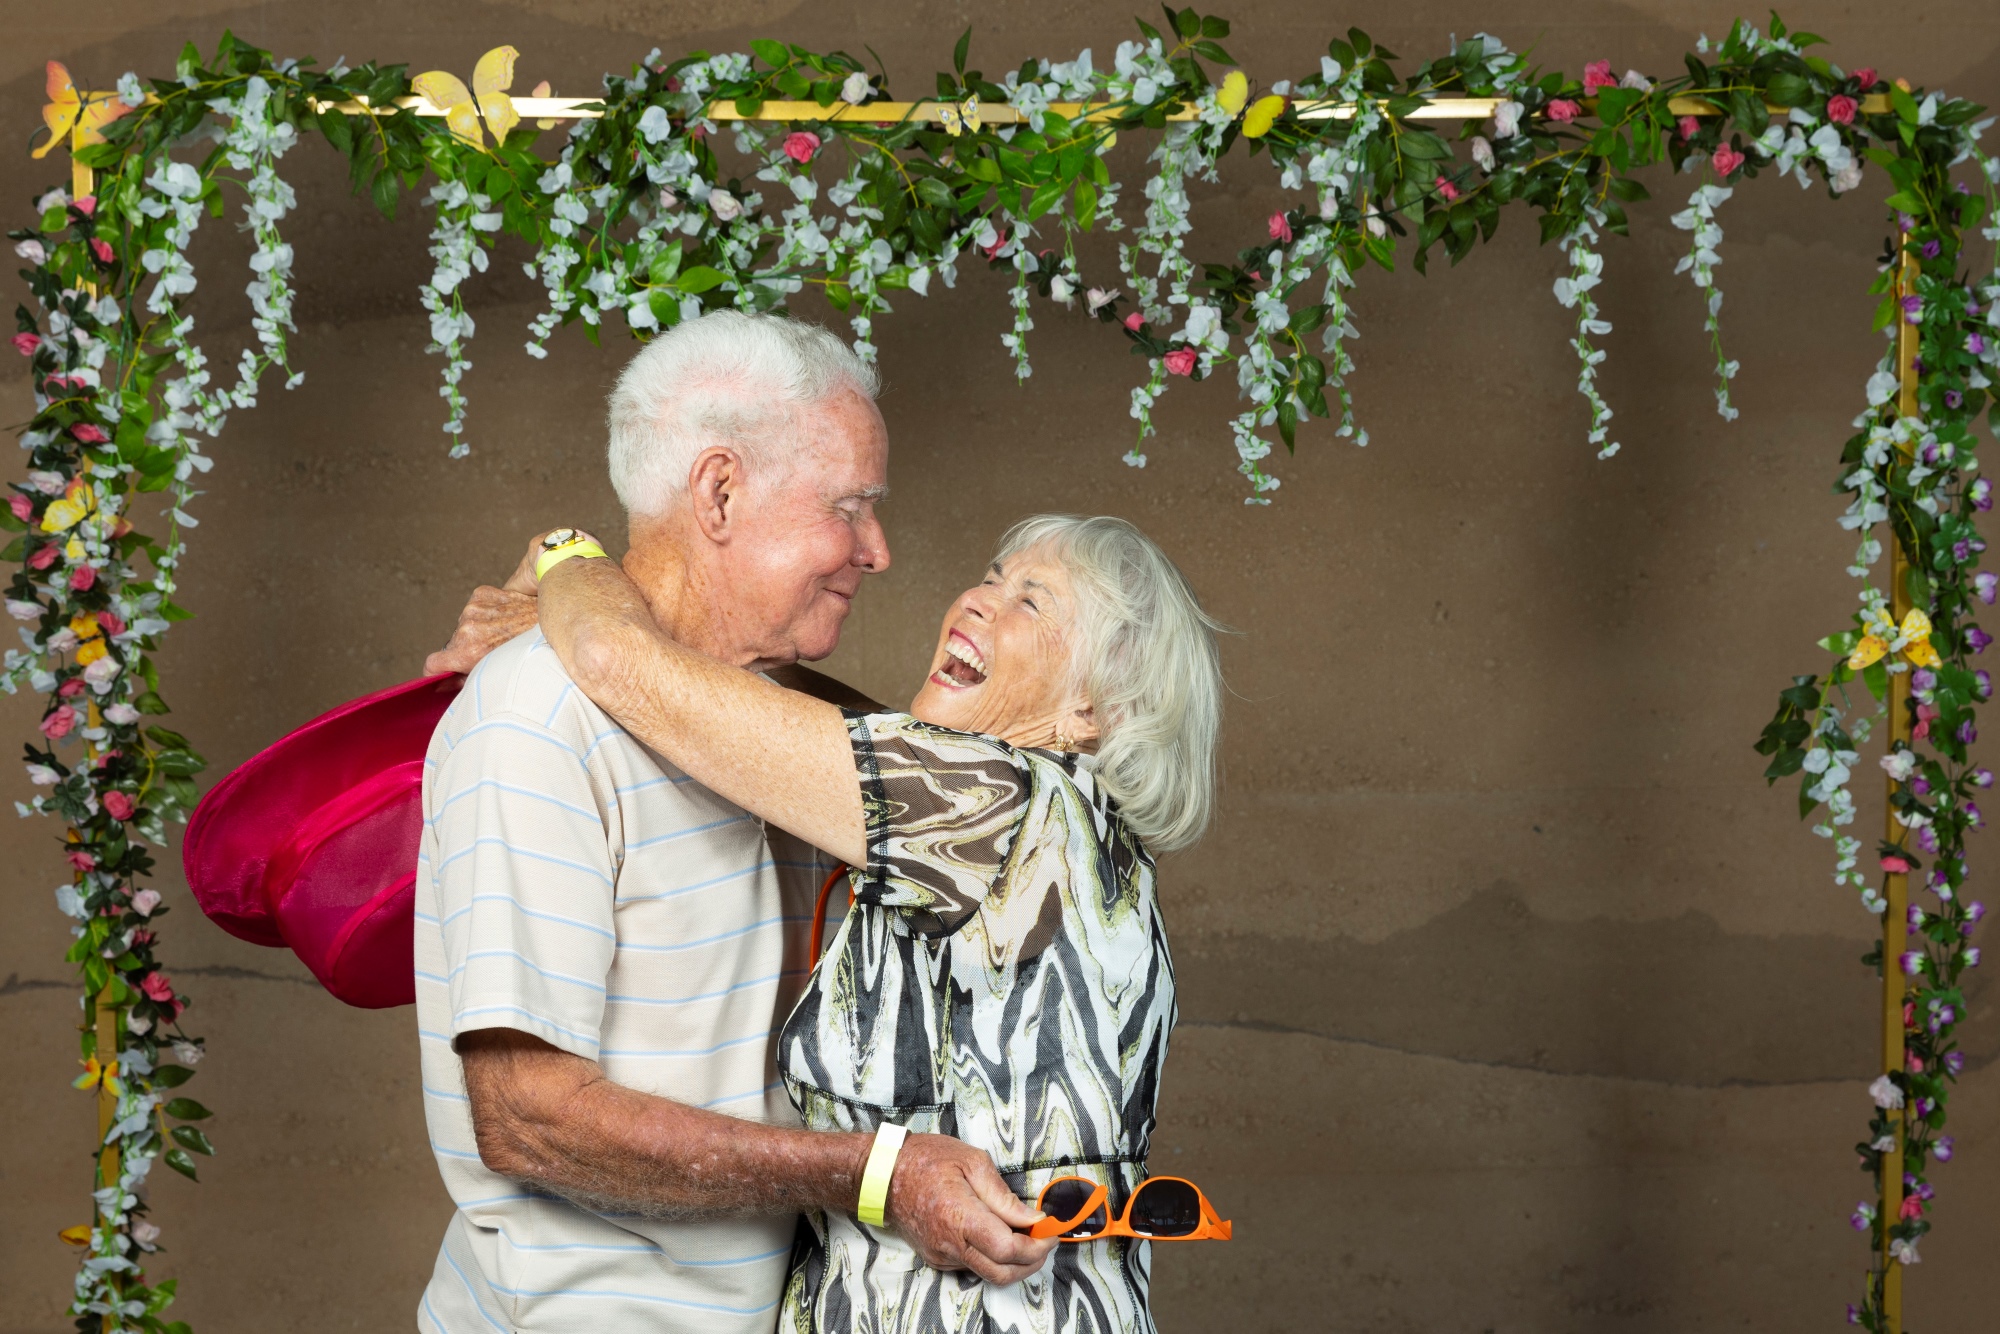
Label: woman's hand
xmin=884 ymin=1134 xmax=1054 ymax=1284
xmin=422 ymin=531 xmax=597 ymax=677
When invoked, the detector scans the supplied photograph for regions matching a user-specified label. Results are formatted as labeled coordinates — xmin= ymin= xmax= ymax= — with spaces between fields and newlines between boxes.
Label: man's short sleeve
xmin=845 ymin=711 xmax=1030 ymax=936
xmin=429 ymin=713 xmax=617 ymax=1061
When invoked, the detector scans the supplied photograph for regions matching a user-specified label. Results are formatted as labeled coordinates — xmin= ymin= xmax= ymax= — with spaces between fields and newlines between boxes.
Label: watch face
xmin=542 ymin=527 xmax=580 ymax=550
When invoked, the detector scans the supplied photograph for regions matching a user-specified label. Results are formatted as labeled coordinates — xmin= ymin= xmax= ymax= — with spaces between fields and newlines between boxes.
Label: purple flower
xmin=1968 ymin=626 xmax=1993 ymax=653
xmin=1910 ymin=904 xmax=1928 ymax=928
xmin=1902 ymin=949 xmax=1928 ymax=975
xmin=1959 ymin=720 xmax=1979 ymax=746
xmin=1954 ymin=538 xmax=1973 ymax=561
xmin=1978 ymin=671 xmax=1994 ymax=699
xmin=1944 ymin=1053 xmax=1966 ymax=1076
xmin=1915 ymin=1096 xmax=1937 ymax=1117
xmin=1978 ymin=767 xmax=1997 ymax=788
xmin=1935 ymin=1134 xmax=1956 ymax=1160
xmin=1922 ymin=239 xmax=1942 ymax=259
xmin=1967 ymin=946 xmax=1983 ymax=967
xmin=1920 ymin=824 xmax=1941 ymax=855
xmin=1851 ymin=1201 xmax=1877 ymax=1230
xmin=1913 ymin=667 xmax=1939 ymax=693
xmin=1946 ymin=389 xmax=1965 ymax=410
xmin=1903 ymin=294 xmax=1924 ymax=323
xmin=1846 ymin=1304 xmax=1862 ymax=1325
xmin=1900 ymin=213 xmax=1916 ymax=232
xmin=1938 ymin=1004 xmax=1957 ymax=1024
xmin=1972 ymin=334 xmax=1989 ymax=357
xmin=1968 ymin=900 xmax=1987 ymax=923
xmin=1972 ymin=801 xmax=1989 ymax=828
xmin=1912 ymin=774 xmax=1933 ymax=797
xmin=1976 ymin=572 xmax=2000 ymax=604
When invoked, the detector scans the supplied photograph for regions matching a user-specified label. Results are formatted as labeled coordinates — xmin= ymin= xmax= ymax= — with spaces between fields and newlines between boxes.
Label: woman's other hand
xmin=422 ymin=531 xmax=601 ymax=677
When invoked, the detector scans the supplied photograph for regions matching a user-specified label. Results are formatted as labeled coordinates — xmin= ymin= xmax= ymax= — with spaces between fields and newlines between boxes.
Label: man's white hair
xmin=995 ymin=514 xmax=1227 ymax=855
xmin=607 ymin=311 xmax=880 ymax=515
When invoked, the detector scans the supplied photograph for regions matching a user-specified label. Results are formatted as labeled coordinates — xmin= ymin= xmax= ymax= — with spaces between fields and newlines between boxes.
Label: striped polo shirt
xmin=414 ymin=628 xmax=826 ymax=1333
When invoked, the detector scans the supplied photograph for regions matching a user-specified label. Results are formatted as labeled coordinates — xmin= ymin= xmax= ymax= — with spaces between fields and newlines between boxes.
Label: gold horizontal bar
xmin=110 ymin=89 xmax=1900 ymax=126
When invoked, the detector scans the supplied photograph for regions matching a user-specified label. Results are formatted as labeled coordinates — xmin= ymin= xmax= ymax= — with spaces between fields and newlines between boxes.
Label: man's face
xmin=715 ymin=387 xmax=891 ymax=665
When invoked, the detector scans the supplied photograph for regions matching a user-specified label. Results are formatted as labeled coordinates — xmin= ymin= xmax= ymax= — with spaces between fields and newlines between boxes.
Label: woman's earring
xmin=1053 ymin=731 xmax=1075 ymax=753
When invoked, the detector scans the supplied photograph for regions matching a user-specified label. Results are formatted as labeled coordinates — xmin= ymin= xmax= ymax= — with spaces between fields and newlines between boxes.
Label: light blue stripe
xmin=442 ymin=896 xmax=616 ymax=941
xmin=615 ymin=773 xmax=694 ymax=794
xmin=626 ymin=815 xmax=751 ymax=849
xmin=419 ymin=1028 xmax=453 ymax=1043
xmin=456 ymin=1004 xmax=598 ymax=1048
xmin=699 ymin=1080 xmax=782 ymax=1110
xmin=416 ymin=969 xmax=447 ymax=984
xmin=435 ymin=778 xmax=600 ymax=823
xmin=617 ymin=859 xmax=770 ymax=902
xmin=457 ymin=1191 xmax=536 ymax=1208
xmin=458 ymin=717 xmax=586 ymax=762
xmin=544 ymin=681 xmax=576 ymax=727
xmin=484 ymin=1281 xmax=780 ymax=1316
xmin=599 ymin=1031 xmax=768 ymax=1059
xmin=441 ymin=1237 xmax=511 ymax=1333
xmin=452 ymin=950 xmax=607 ymax=993
xmin=414 ymin=911 xmax=440 ymax=924
xmin=423 ymin=1083 xmax=470 ymax=1103
xmin=432 ymin=1142 xmax=484 ymax=1161
xmin=604 ymin=970 xmax=795 ymax=1007
xmin=440 ymin=839 xmax=613 ymax=887
xmin=583 ymin=725 xmax=626 ymax=763
xmin=615 ymin=915 xmax=801 ymax=954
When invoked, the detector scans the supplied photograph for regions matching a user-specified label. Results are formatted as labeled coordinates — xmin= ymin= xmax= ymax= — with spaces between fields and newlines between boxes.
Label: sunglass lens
xmin=1129 ymin=1179 xmax=1202 ymax=1238
xmin=1041 ymin=1179 xmax=1108 ymax=1238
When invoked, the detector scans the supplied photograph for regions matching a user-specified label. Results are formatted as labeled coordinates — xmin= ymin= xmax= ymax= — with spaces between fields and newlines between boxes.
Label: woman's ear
xmin=1063 ymin=703 xmax=1100 ymax=750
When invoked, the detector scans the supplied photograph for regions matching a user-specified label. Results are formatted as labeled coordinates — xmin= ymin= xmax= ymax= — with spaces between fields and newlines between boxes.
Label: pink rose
xmin=40 ymin=704 xmax=77 ymax=738
xmin=1268 ymin=211 xmax=1292 ymax=243
xmin=1677 ymin=115 xmax=1700 ymax=141
xmin=129 ymin=886 xmax=159 ymax=913
xmin=131 ymin=927 xmax=155 ymax=945
xmin=104 ymin=791 xmax=136 ymax=821
xmin=140 ymin=972 xmax=174 ymax=1004
xmin=89 ymin=239 xmax=115 ymax=264
xmin=27 ymin=545 xmax=58 ymax=571
xmin=1435 ymin=174 xmax=1460 ymax=203
xmin=1582 ymin=60 xmax=1615 ymax=93
xmin=1852 ymin=67 xmax=1876 ymax=90
xmin=9 ymin=494 xmax=32 ymax=522
xmin=782 ymin=131 xmax=821 ymax=164
xmin=70 ymin=424 xmax=107 ymax=444
xmin=11 ymin=333 xmax=40 ymax=357
xmin=1711 ymin=145 xmax=1745 ymax=178
xmin=67 ymin=849 xmax=96 ymax=872
xmin=68 ymin=565 xmax=96 ymax=592
xmin=57 ymin=678 xmax=85 ymax=698
xmin=1163 ymin=347 xmax=1198 ymax=377
xmin=72 ymin=196 xmax=96 ymax=216
xmin=1881 ymin=854 xmax=1912 ymax=874
xmin=1123 ymin=311 xmax=1144 ymax=331
xmin=1826 ymin=95 xmax=1858 ymax=125
xmin=979 ymin=228 xmax=1009 ymax=260
xmin=1547 ymin=99 xmax=1582 ymax=123
xmin=97 ymin=610 xmax=126 ymax=637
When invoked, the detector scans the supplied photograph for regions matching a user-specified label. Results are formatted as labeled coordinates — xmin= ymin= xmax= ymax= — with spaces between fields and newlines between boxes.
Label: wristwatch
xmin=541 ymin=527 xmax=585 ymax=552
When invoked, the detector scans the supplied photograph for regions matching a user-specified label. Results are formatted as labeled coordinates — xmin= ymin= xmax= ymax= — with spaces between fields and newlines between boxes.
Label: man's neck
xmin=622 ymin=520 xmax=770 ymax=671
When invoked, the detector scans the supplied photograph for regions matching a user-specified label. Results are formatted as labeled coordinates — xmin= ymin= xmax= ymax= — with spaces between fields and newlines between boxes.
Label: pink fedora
xmin=183 ymin=674 xmax=463 ymax=1008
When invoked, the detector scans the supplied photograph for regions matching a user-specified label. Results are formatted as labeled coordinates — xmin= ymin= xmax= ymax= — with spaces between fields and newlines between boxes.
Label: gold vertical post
xmin=1878 ymin=238 xmax=1924 ymax=1334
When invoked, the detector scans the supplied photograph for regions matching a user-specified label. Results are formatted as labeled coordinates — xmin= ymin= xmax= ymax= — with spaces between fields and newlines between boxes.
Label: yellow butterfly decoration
xmin=936 ymin=95 xmax=980 ymax=137
xmin=1241 ymin=94 xmax=1288 ymax=139
xmin=1216 ymin=71 xmax=1249 ymax=116
xmin=35 ymin=61 xmax=134 ymax=160
xmin=1848 ymin=607 xmax=1942 ymax=671
xmin=57 ymin=1224 xmax=93 ymax=1246
xmin=413 ymin=46 xmax=522 ymax=149
xmin=72 ymin=1054 xmax=118 ymax=1092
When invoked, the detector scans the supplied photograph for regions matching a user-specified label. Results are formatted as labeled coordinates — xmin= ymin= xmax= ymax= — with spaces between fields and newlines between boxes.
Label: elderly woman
xmin=532 ymin=512 xmax=1223 ymax=1334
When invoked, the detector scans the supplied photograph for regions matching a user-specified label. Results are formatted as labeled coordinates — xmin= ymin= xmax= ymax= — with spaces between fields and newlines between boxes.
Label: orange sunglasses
xmin=1028 ymin=1175 xmax=1233 ymax=1242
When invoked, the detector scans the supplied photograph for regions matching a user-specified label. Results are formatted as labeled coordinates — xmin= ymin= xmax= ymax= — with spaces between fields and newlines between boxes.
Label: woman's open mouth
xmin=930 ymin=632 xmax=988 ymax=689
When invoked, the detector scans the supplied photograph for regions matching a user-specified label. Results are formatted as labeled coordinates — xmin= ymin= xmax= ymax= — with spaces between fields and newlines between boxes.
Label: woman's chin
xmin=911 ymin=674 xmax=977 ymax=728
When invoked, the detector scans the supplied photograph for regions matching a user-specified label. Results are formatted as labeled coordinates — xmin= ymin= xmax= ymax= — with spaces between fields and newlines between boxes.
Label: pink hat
xmin=183 ymin=674 xmax=463 ymax=1008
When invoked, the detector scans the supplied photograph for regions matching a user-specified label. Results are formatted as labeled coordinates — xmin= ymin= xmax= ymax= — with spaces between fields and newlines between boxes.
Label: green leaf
xmin=751 ymin=38 xmax=789 ymax=69
xmin=1863 ymin=658 xmax=1890 ymax=701
xmin=370 ymin=171 xmax=399 ymax=220
xmin=953 ymin=27 xmax=971 ymax=75
xmin=674 ymin=265 xmax=728 ymax=294
xmin=1276 ymin=398 xmax=1298 ymax=450
xmin=171 ymin=1125 xmax=216 ymax=1157
xmin=1170 ymin=6 xmax=1199 ymax=38
xmin=1891 ymin=85 xmax=1920 ymax=124
xmin=163 ymin=1097 xmax=213 ymax=1121
xmin=164 ymin=1148 xmax=198 ymax=1181
xmin=1200 ymin=15 xmax=1231 ymax=37
xmin=151 ymin=1064 xmax=196 ymax=1088
xmin=315 ymin=109 xmax=354 ymax=155
xmin=647 ymin=240 xmax=685 ymax=288
xmin=1765 ymin=72 xmax=1811 ymax=107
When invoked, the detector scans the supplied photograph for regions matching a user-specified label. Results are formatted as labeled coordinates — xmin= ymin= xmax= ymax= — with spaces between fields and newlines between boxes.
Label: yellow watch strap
xmin=533 ymin=539 xmax=607 ymax=581
xmin=856 ymin=1123 xmax=908 ymax=1228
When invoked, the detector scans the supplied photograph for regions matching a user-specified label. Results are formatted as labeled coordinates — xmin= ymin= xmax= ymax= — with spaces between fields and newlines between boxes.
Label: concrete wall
xmin=4 ymin=1 xmax=1999 ymax=1329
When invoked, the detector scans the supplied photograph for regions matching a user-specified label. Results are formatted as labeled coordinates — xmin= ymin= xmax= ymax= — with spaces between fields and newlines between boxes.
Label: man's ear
xmin=687 ymin=446 xmax=745 ymax=542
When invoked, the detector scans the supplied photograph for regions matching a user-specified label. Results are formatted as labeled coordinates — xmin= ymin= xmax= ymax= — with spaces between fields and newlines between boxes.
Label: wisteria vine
xmin=8 ymin=14 xmax=1998 ymax=1330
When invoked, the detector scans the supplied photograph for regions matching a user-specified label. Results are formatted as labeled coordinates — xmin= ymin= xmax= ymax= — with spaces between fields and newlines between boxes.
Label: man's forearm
xmin=462 ymin=1027 xmax=869 ymax=1219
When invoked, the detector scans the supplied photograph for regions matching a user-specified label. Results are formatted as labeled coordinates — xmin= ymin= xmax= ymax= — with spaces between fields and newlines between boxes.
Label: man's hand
xmin=424 ymin=584 xmax=540 ymax=676
xmin=885 ymin=1134 xmax=1055 ymax=1285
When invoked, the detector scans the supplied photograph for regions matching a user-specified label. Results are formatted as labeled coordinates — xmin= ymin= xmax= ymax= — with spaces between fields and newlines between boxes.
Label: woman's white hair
xmin=997 ymin=514 xmax=1226 ymax=855
xmin=607 ymin=310 xmax=880 ymax=515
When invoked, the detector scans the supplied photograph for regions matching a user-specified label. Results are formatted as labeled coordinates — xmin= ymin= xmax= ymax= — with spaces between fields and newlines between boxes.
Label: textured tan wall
xmin=4 ymin=1 xmax=2000 ymax=1330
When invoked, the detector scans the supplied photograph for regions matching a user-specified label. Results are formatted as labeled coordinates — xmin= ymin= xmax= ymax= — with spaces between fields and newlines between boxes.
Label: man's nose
xmin=853 ymin=510 xmax=891 ymax=574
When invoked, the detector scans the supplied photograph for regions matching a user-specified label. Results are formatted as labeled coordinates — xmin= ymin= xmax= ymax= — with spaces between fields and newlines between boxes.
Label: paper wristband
xmin=533 ymin=540 xmax=607 ymax=581
xmin=856 ymin=1123 xmax=909 ymax=1228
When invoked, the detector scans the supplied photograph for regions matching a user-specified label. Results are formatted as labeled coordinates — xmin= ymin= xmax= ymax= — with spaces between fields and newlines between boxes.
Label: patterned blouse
xmin=777 ymin=712 xmax=1178 ymax=1334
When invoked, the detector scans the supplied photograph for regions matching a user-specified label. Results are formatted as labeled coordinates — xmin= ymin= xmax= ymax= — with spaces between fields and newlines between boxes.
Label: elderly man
xmin=414 ymin=312 xmax=1047 ymax=1333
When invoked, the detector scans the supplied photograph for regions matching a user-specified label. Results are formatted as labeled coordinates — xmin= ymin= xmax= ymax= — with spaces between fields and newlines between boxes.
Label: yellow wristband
xmin=533 ymin=539 xmax=607 ymax=581
xmin=856 ymin=1123 xmax=908 ymax=1228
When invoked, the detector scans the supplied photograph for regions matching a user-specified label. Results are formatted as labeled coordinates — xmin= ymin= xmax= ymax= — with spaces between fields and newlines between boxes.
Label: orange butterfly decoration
xmin=36 ymin=61 xmax=134 ymax=159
